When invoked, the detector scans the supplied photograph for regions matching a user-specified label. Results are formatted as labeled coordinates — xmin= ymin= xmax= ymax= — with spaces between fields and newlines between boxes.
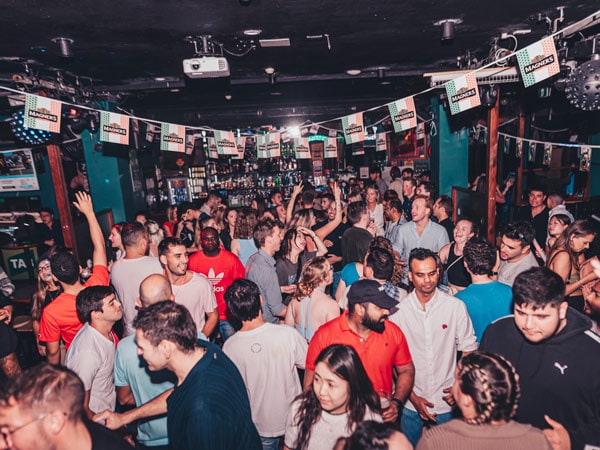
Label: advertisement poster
xmin=0 ymin=148 xmax=39 ymax=191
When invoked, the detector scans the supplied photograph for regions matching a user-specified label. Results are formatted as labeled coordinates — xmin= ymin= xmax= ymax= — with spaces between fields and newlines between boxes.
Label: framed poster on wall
xmin=0 ymin=148 xmax=39 ymax=191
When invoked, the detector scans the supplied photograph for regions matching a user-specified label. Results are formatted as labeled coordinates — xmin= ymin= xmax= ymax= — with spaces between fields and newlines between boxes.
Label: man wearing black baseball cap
xmin=304 ymin=279 xmax=415 ymax=424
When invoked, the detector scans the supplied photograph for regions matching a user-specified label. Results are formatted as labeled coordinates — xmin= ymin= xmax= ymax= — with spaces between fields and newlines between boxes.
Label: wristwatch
xmin=391 ymin=398 xmax=403 ymax=410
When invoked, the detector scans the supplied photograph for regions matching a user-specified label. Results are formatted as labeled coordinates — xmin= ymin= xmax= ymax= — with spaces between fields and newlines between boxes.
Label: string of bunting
xmin=2 ymin=9 xmax=599 ymax=161
xmin=498 ymin=131 xmax=598 ymax=171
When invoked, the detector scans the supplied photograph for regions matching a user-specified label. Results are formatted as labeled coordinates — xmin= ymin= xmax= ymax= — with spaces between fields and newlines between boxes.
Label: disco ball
xmin=564 ymin=57 xmax=600 ymax=111
xmin=10 ymin=110 xmax=52 ymax=145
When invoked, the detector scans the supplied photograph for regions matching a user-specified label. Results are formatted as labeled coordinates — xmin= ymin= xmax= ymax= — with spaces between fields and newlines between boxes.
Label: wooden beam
xmin=515 ymin=104 xmax=526 ymax=207
xmin=486 ymin=88 xmax=500 ymax=243
xmin=46 ymin=144 xmax=77 ymax=259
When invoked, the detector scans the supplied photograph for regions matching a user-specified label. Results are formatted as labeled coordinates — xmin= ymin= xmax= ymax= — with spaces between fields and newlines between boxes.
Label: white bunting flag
xmin=445 ymin=73 xmax=481 ymax=115
xmin=324 ymin=138 xmax=338 ymax=158
xmin=579 ymin=146 xmax=591 ymax=172
xmin=387 ymin=96 xmax=417 ymax=133
xmin=214 ymin=130 xmax=237 ymax=155
xmin=517 ymin=37 xmax=560 ymax=88
xmin=342 ymin=112 xmax=365 ymax=144
xmin=516 ymin=138 xmax=523 ymax=158
xmin=145 ymin=123 xmax=157 ymax=143
xmin=185 ymin=134 xmax=195 ymax=155
xmin=257 ymin=133 xmax=281 ymax=158
xmin=100 ymin=112 xmax=130 ymax=145
xmin=543 ymin=143 xmax=553 ymax=165
xmin=207 ymin=137 xmax=218 ymax=159
xmin=24 ymin=94 xmax=61 ymax=133
xmin=376 ymin=133 xmax=388 ymax=152
xmin=294 ymin=138 xmax=311 ymax=159
xmin=160 ymin=123 xmax=186 ymax=152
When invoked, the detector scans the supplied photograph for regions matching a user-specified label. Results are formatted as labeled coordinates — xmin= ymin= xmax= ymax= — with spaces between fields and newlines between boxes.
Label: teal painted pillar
xmin=429 ymin=97 xmax=469 ymax=197
xmin=589 ymin=134 xmax=600 ymax=196
xmin=80 ymin=131 xmax=128 ymax=223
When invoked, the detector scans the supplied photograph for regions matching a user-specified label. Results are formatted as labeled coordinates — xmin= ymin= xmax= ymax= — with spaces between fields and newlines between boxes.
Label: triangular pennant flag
xmin=376 ymin=133 xmax=388 ymax=152
xmin=24 ymin=94 xmax=61 ymax=133
xmin=445 ymin=73 xmax=481 ymax=115
xmin=214 ymin=130 xmax=237 ymax=155
xmin=294 ymin=138 xmax=311 ymax=159
xmin=324 ymin=138 xmax=338 ymax=158
xmin=234 ymin=136 xmax=246 ymax=159
xmin=387 ymin=96 xmax=417 ymax=132
xmin=515 ymin=138 xmax=523 ymax=158
xmin=160 ymin=123 xmax=186 ymax=152
xmin=543 ymin=143 xmax=553 ymax=165
xmin=579 ymin=146 xmax=591 ymax=172
xmin=517 ymin=37 xmax=560 ymax=88
xmin=207 ymin=137 xmax=218 ymax=159
xmin=100 ymin=112 xmax=130 ymax=145
xmin=342 ymin=112 xmax=365 ymax=144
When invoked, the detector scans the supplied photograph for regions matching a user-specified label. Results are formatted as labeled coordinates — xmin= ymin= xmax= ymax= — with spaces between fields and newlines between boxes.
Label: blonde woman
xmin=285 ymin=256 xmax=340 ymax=342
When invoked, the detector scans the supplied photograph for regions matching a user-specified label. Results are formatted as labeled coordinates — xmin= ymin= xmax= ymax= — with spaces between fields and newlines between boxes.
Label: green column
xmin=429 ymin=97 xmax=469 ymax=197
xmin=589 ymin=134 xmax=600 ymax=196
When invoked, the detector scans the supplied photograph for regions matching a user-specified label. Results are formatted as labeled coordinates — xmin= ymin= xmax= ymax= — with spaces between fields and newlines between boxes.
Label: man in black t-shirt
xmin=0 ymin=363 xmax=133 ymax=450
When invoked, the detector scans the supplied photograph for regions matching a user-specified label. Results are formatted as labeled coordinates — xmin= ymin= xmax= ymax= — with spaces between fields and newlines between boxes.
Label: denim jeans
xmin=401 ymin=407 xmax=453 ymax=447
xmin=260 ymin=436 xmax=281 ymax=450
xmin=219 ymin=320 xmax=236 ymax=342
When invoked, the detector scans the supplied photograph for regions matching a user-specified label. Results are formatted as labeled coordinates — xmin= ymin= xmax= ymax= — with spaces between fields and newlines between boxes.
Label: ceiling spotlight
xmin=224 ymin=94 xmax=232 ymax=100
xmin=564 ymin=55 xmax=600 ymax=111
xmin=51 ymin=37 xmax=74 ymax=58
xmin=243 ymin=29 xmax=262 ymax=36
xmin=346 ymin=69 xmax=362 ymax=76
xmin=434 ymin=19 xmax=462 ymax=41
xmin=264 ymin=66 xmax=275 ymax=75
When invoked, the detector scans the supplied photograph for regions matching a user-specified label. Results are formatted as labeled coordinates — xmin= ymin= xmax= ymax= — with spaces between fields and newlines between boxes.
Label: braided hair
xmin=458 ymin=352 xmax=520 ymax=425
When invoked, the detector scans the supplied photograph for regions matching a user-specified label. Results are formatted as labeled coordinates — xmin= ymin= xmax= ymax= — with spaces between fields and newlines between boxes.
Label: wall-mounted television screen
xmin=0 ymin=148 xmax=39 ymax=191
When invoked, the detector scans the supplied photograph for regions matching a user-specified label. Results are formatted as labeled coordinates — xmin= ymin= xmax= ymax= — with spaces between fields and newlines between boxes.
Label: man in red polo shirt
xmin=188 ymin=227 xmax=245 ymax=341
xmin=38 ymin=191 xmax=109 ymax=364
xmin=304 ymin=279 xmax=414 ymax=423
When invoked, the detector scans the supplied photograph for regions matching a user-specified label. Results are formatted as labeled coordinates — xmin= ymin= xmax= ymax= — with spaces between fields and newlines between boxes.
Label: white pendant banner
xmin=24 ymin=94 xmax=62 ymax=133
xmin=100 ymin=112 xmax=130 ymax=145
xmin=160 ymin=123 xmax=186 ymax=152
xmin=342 ymin=112 xmax=365 ymax=144
xmin=445 ymin=73 xmax=481 ymax=115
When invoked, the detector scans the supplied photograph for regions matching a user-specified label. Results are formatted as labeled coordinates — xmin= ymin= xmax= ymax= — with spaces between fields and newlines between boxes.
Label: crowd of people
xmin=1 ymin=170 xmax=600 ymax=450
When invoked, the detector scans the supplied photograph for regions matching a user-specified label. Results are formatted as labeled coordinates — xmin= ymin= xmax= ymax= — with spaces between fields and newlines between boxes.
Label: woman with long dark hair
xmin=284 ymin=344 xmax=382 ymax=450
xmin=416 ymin=352 xmax=554 ymax=450
xmin=231 ymin=208 xmax=258 ymax=266
xmin=219 ymin=207 xmax=237 ymax=251
xmin=547 ymin=219 xmax=598 ymax=311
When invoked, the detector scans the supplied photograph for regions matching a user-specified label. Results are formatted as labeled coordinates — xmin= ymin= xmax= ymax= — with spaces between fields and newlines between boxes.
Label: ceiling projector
xmin=183 ymin=56 xmax=230 ymax=78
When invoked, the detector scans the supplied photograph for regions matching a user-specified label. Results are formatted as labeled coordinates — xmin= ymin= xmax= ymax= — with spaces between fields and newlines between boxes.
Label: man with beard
xmin=389 ymin=248 xmax=477 ymax=446
xmin=188 ymin=227 xmax=245 ymax=341
xmin=583 ymin=280 xmax=600 ymax=332
xmin=497 ymin=221 xmax=539 ymax=287
xmin=304 ymin=279 xmax=415 ymax=424
xmin=159 ymin=238 xmax=218 ymax=337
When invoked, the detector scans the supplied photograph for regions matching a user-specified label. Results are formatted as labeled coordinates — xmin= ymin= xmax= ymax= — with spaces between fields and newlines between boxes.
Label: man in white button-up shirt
xmin=389 ymin=248 xmax=477 ymax=447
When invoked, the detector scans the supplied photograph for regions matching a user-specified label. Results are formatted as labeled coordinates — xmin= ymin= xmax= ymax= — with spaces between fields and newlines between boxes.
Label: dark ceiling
xmin=0 ymin=0 xmax=599 ymax=128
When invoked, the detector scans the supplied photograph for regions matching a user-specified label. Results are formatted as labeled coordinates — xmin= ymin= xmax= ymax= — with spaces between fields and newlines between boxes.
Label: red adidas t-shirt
xmin=188 ymin=249 xmax=245 ymax=321
xmin=39 ymin=265 xmax=109 ymax=349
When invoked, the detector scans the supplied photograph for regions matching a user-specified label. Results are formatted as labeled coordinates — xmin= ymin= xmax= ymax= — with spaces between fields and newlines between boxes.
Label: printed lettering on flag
xmin=517 ymin=37 xmax=560 ymax=88
xmin=234 ymin=136 xmax=246 ymax=159
xmin=324 ymin=138 xmax=338 ymax=158
xmin=266 ymin=132 xmax=281 ymax=158
xmin=257 ymin=134 xmax=268 ymax=158
xmin=160 ymin=123 xmax=186 ymax=152
xmin=100 ymin=112 xmax=130 ymax=145
xmin=445 ymin=73 xmax=481 ymax=115
xmin=294 ymin=138 xmax=311 ymax=159
xmin=342 ymin=112 xmax=365 ymax=144
xmin=24 ymin=94 xmax=61 ymax=133
xmin=214 ymin=130 xmax=237 ymax=155
xmin=376 ymin=133 xmax=388 ymax=152
xmin=387 ymin=97 xmax=417 ymax=133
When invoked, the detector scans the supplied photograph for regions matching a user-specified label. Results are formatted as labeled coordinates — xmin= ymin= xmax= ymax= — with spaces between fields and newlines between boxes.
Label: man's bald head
xmin=139 ymin=274 xmax=173 ymax=308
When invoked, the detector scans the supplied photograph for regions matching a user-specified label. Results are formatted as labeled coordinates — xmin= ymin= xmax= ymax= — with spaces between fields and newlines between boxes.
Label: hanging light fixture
xmin=564 ymin=54 xmax=600 ymax=111
xmin=10 ymin=110 xmax=52 ymax=145
xmin=434 ymin=19 xmax=462 ymax=42
xmin=51 ymin=37 xmax=74 ymax=58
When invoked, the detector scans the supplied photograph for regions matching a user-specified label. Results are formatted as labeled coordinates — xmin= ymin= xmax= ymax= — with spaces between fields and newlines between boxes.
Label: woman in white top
xmin=285 ymin=256 xmax=340 ymax=341
xmin=365 ymin=184 xmax=385 ymax=237
xmin=284 ymin=344 xmax=382 ymax=450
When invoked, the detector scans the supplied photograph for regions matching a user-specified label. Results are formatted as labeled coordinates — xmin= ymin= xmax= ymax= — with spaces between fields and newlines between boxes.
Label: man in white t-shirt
xmin=65 ymin=285 xmax=122 ymax=418
xmin=223 ymin=279 xmax=307 ymax=450
xmin=158 ymin=237 xmax=218 ymax=337
xmin=110 ymin=222 xmax=163 ymax=336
